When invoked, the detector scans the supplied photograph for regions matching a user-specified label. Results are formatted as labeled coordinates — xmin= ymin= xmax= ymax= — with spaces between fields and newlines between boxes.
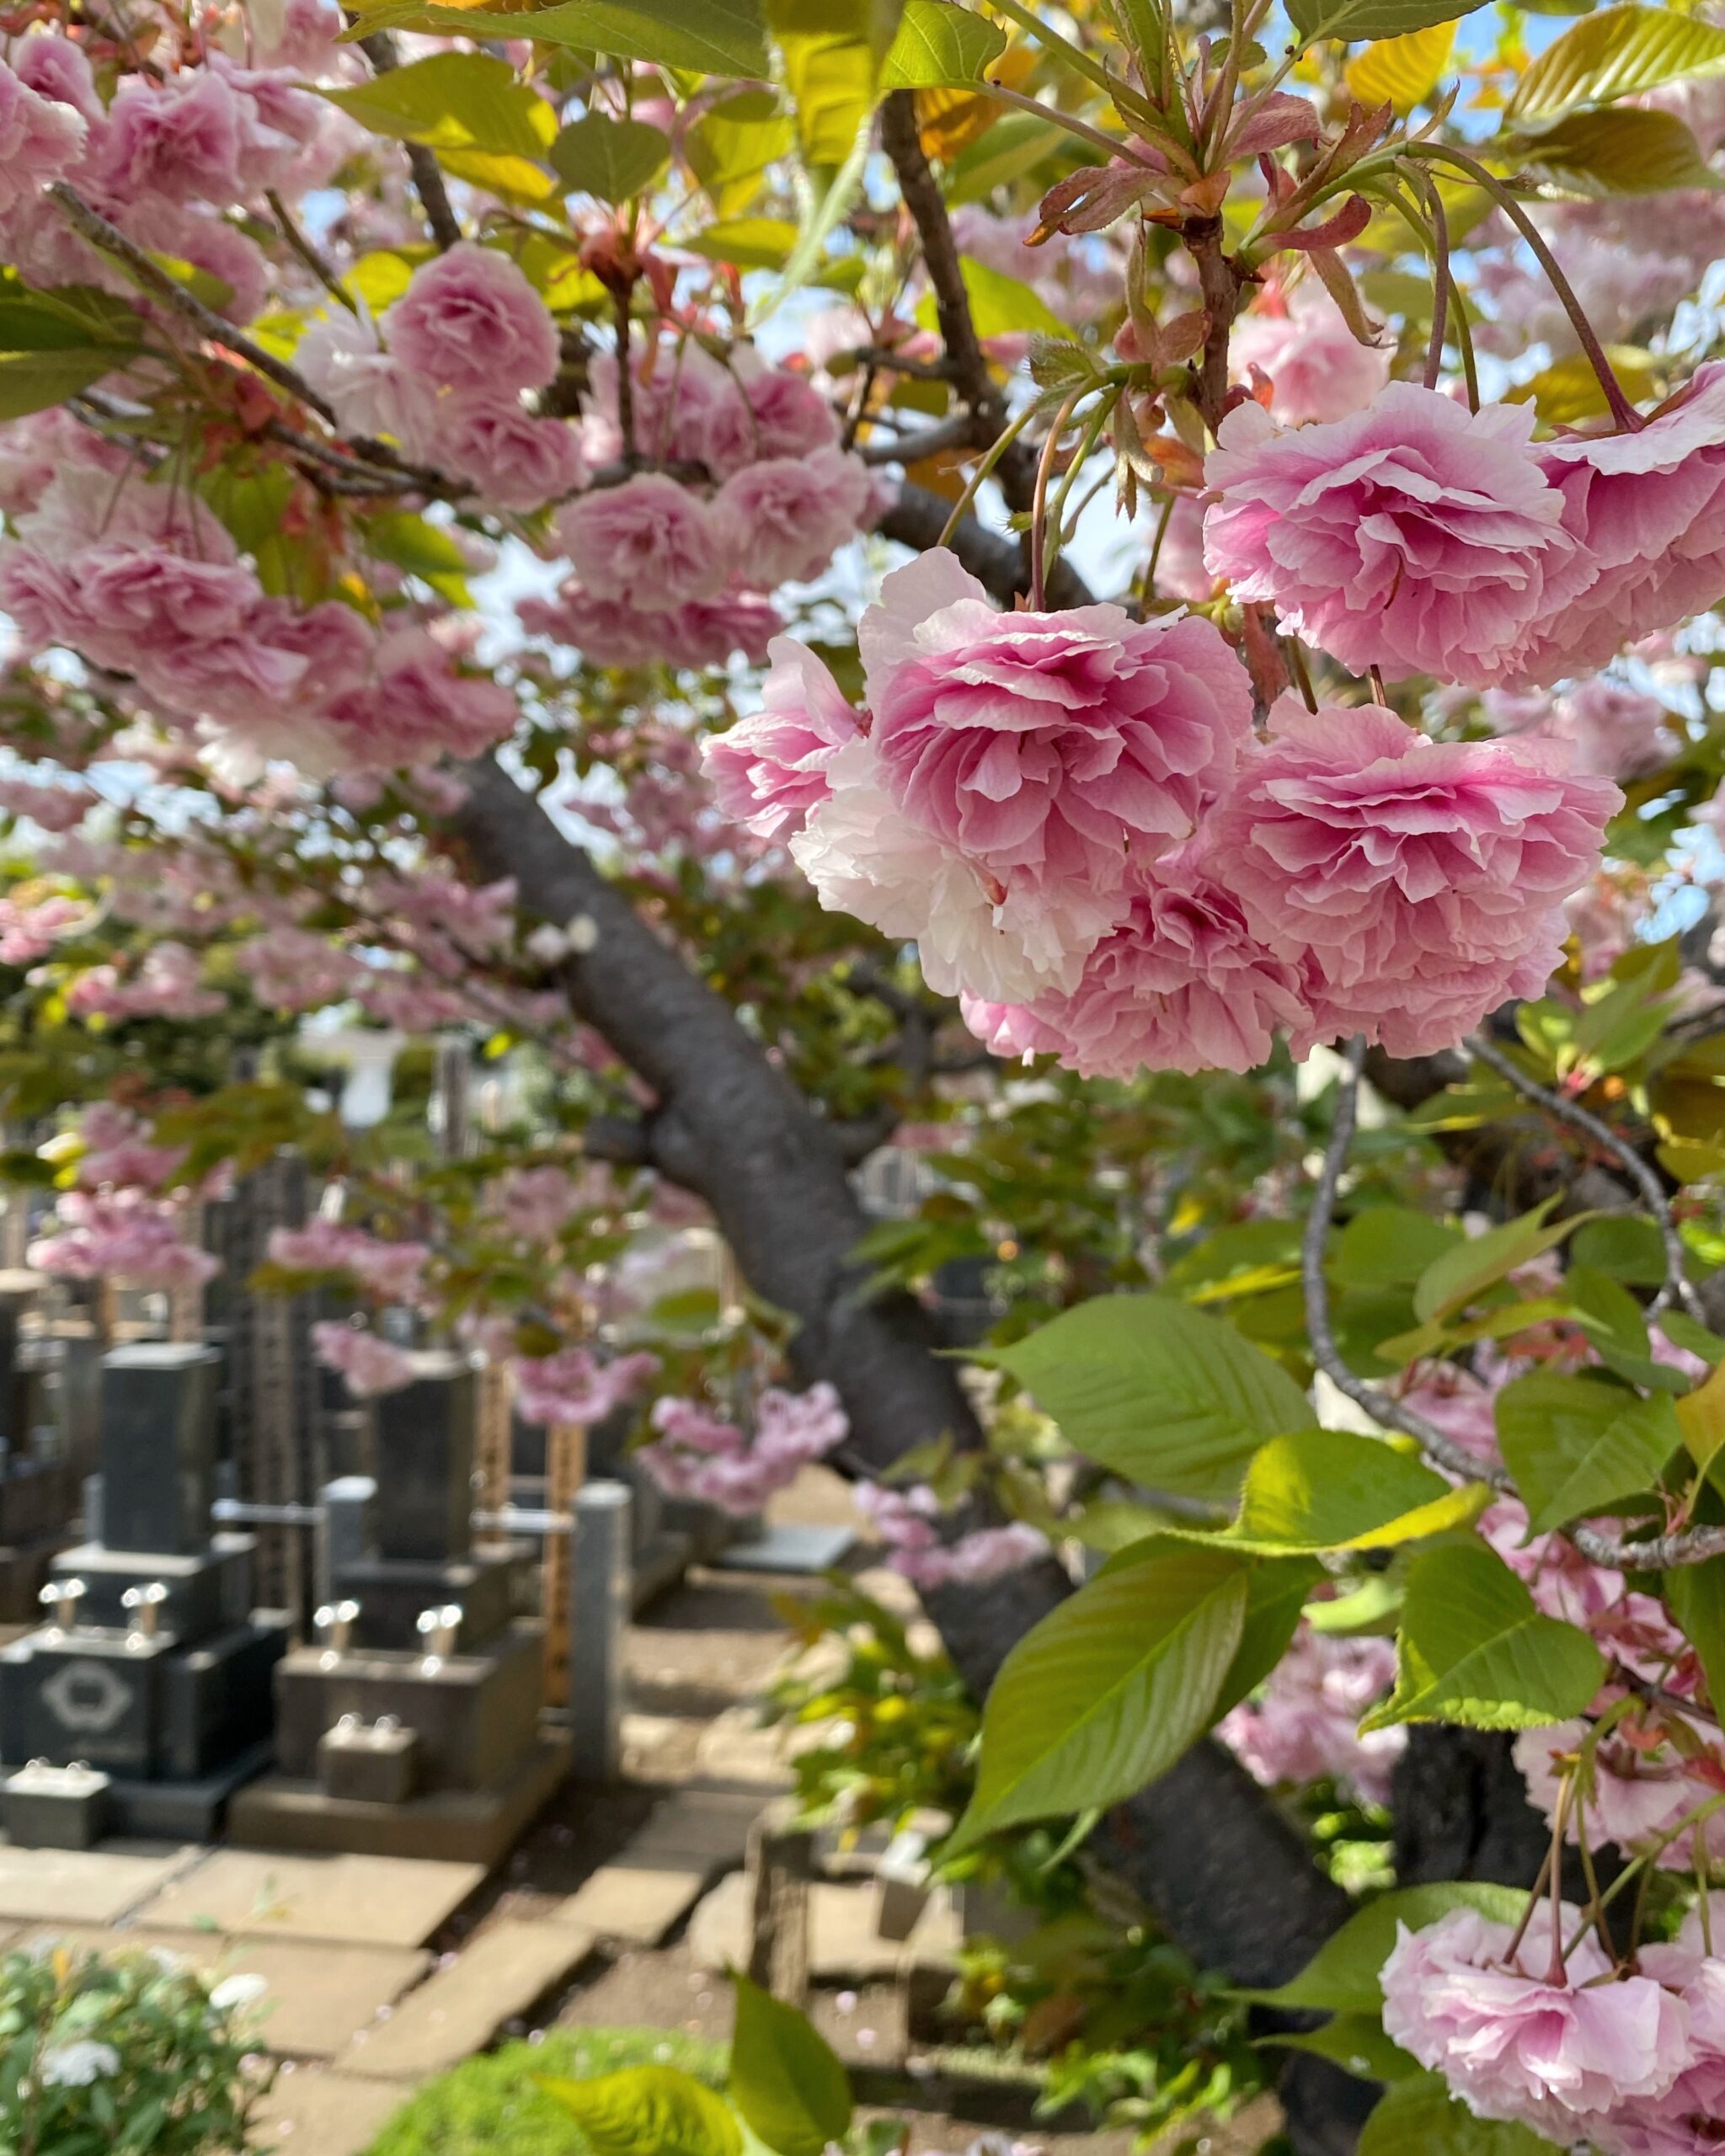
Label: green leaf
xmin=980 ymin=1294 xmax=1314 ymax=1506
xmin=366 ymin=510 xmax=473 ymax=605
xmin=686 ymin=92 xmax=797 ymax=195
xmin=1268 ymin=2015 xmax=1421 ymax=2084
xmin=0 ymin=348 xmax=120 ymax=419
xmin=1677 ymin=1356 xmax=1725 ymax=1476
xmin=1662 ymin=1310 xmax=1725 ymax=1368
xmin=1290 ymin=0 xmax=1490 ymax=46
xmin=685 ymin=217 xmax=800 ymax=269
xmin=1344 ymin=21 xmax=1455 ymax=107
xmin=1513 ymin=104 xmax=1719 ymax=191
xmin=1212 ymin=1555 xmax=1326 ymax=1717
xmin=1256 ymin=1882 xmax=1530 ymax=2014
xmin=1331 ymin=1206 xmax=1463 ymax=1289
xmin=350 ymin=0 xmax=769 ymax=72
xmin=728 ymin=1977 xmax=851 ymax=2156
xmin=538 ymin=2068 xmax=743 ymax=2156
xmin=1509 ymin=3 xmax=1725 ymax=120
xmin=1412 ymin=1199 xmax=1580 ymax=1324
xmin=1212 ymin=1430 xmax=1485 ymax=1555
xmin=550 ymin=113 xmax=670 ymax=200
xmin=324 ymin=52 xmax=554 ymax=160
xmin=879 ymin=0 xmax=1006 ymax=86
xmin=916 ymin=255 xmax=1069 ymax=340
xmin=1493 ymin=1370 xmax=1680 ymax=1533
xmin=1362 ymin=1545 xmax=1606 ymax=1733
xmin=948 ymin=1545 xmax=1250 ymax=1851
xmin=1360 ymin=2073 xmax=1558 ymax=2154
xmin=1571 ymin=1214 xmax=1668 ymax=1286
xmin=779 ymin=21 xmax=875 ymax=166
xmin=1666 ymin=1556 xmax=1725 ymax=1712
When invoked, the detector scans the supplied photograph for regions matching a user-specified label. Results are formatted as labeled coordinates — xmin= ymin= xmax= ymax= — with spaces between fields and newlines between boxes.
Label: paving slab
xmin=0 ymin=1842 xmax=204 ymax=1926
xmin=550 ymin=1861 xmax=708 ymax=1946
xmin=252 ymin=2066 xmax=406 ymax=2156
xmin=134 ymin=1848 xmax=484 ymax=1947
xmin=625 ymin=1786 xmax=762 ymax=1869
xmin=339 ymin=1917 xmax=595 ymax=2079
xmin=18 ymin=1924 xmax=430 ymax=2058
xmin=686 ymin=1870 xmax=750 ymax=1971
xmin=694 ymin=1708 xmax=793 ymax=1790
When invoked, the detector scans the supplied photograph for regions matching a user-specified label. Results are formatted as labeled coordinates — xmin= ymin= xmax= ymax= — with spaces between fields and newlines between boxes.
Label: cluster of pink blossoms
xmin=1216 ymin=1624 xmax=1405 ymax=1806
xmin=1205 ymin=372 xmax=1725 ymax=690
xmin=298 ymin=243 xmax=580 ymax=514
xmin=636 ymin=1382 xmax=848 ymax=1513
xmin=1381 ymin=1900 xmax=1725 ymax=2152
xmin=0 ymin=23 xmax=354 ymax=333
xmin=309 ymin=1319 xmax=417 ymax=1400
xmin=519 ymin=334 xmax=878 ymax=671
xmin=0 ymin=443 xmax=515 ymax=775
xmin=510 ymin=1346 xmax=659 ymax=1429
xmin=706 ymin=548 xmax=1620 ymax=1069
xmin=852 ymin=1481 xmax=1050 ymax=1589
xmin=30 ymin=1188 xmax=216 ymax=1291
xmin=266 ymin=1220 xmax=430 ymax=1303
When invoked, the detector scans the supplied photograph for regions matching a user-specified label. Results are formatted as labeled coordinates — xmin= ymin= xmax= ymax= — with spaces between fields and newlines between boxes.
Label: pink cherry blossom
xmin=1214 ymin=702 xmax=1621 ymax=1057
xmin=13 ymin=35 xmax=104 ymax=128
xmin=97 ymin=71 xmax=245 ymax=206
xmin=708 ymin=447 xmax=872 ymax=590
xmin=66 ymin=942 xmax=225 ymax=1021
xmin=863 ymin=549 xmax=1251 ymax=901
xmin=0 ymin=891 xmax=86 ymax=963
xmin=701 ymin=638 xmax=860 ymax=839
xmin=558 ymin=474 xmax=725 ymax=611
xmin=662 ymin=591 xmax=782 ymax=668
xmin=238 ymin=926 xmax=366 ymax=1011
xmin=315 ymin=629 xmax=516 ymax=772
xmin=75 ymin=1103 xmax=187 ymax=1193
xmin=511 ymin=1346 xmax=658 ymax=1428
xmin=384 ymin=243 xmax=558 ymax=397
xmin=1203 ymin=385 xmax=1589 ymax=686
xmin=489 ymin=1165 xmax=583 ymax=1242
xmin=734 ymin=349 xmax=840 ymax=461
xmin=1230 ymin=280 xmax=1391 ymax=424
xmin=267 ymin=1221 xmax=429 ymax=1302
xmin=1509 ymin=365 xmax=1725 ymax=686
xmin=1400 ymin=1367 xmax=1504 ymax=1467
xmin=30 ymin=1190 xmax=220 ymax=1290
xmin=1218 ymin=1626 xmax=1406 ymax=1806
xmin=296 ymin=306 xmax=436 ymax=445
xmin=438 ymin=395 xmax=585 ymax=513
xmin=1514 ymin=1716 xmax=1715 ymax=1869
xmin=0 ymin=777 xmax=92 ymax=831
xmin=0 ymin=59 xmax=86 ymax=213
xmin=1380 ymin=1906 xmax=1690 ymax=2132
xmin=637 ymin=1383 xmax=848 ymax=1513
xmin=311 ymin=1319 xmax=416 ymax=1398
xmin=855 ymin=1479 xmax=1049 ymax=1587
xmin=960 ymin=841 xmax=1313 ymax=1077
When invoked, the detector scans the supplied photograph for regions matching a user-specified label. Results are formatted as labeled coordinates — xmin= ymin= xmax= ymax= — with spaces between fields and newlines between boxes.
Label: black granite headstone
xmin=99 ymin=1344 xmax=219 ymax=1556
xmin=372 ymin=1353 xmax=477 ymax=1564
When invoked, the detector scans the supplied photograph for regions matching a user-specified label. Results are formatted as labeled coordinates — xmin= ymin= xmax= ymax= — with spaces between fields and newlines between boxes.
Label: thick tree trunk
xmin=451 ymin=756 xmax=1373 ymax=2150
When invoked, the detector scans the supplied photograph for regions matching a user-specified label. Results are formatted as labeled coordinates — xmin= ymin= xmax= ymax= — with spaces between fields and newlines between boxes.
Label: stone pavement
xmin=0 ymin=1468 xmax=1272 ymax=2156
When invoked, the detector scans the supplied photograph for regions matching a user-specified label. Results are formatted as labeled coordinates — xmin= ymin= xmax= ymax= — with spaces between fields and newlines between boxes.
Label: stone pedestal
xmin=0 ymin=1345 xmax=288 ymax=1835
xmin=233 ymin=1352 xmax=561 ymax=1866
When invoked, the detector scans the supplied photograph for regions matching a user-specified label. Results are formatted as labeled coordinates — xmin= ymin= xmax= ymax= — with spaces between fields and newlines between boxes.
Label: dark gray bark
xmin=451 ymin=755 xmax=1371 ymax=2149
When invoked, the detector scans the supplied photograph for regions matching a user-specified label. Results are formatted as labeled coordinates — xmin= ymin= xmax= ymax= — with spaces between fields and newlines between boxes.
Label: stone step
xmin=339 ymin=1918 xmax=595 ymax=2079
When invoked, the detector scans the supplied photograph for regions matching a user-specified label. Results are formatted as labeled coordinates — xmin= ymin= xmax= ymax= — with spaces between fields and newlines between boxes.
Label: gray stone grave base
xmin=710 ymin=1523 xmax=856 ymax=1575
xmin=227 ymin=1732 xmax=570 ymax=1866
xmin=97 ymin=1737 xmax=275 ymax=1842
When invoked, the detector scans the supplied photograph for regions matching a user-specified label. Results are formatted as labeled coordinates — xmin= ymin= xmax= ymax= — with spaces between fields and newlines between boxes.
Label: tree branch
xmin=1306 ymin=1039 xmax=1725 ymax=1572
xmin=878 ymin=479 xmax=1095 ymax=610
xmin=449 ymin=755 xmax=1371 ymax=2151
xmin=357 ymin=32 xmax=463 ymax=250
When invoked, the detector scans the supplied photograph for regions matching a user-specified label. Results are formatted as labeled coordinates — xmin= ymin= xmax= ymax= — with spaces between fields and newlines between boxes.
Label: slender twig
xmin=1416 ymin=173 xmax=1450 ymax=393
xmin=613 ymin=288 xmax=636 ymax=461
xmin=1030 ymin=392 xmax=1082 ymax=609
xmin=267 ymin=188 xmax=355 ymax=313
xmin=1302 ymin=1038 xmax=1510 ymax=1488
xmin=51 ymin=182 xmax=343 ymax=425
xmin=857 ymin=411 xmax=981 ymax=467
xmin=1407 ymin=144 xmax=1642 ymax=432
xmin=1464 ymin=1031 xmax=1702 ymax=1323
xmin=1304 ymin=1036 xmax=1725 ymax=1572
xmin=357 ymin=32 xmax=462 ymax=250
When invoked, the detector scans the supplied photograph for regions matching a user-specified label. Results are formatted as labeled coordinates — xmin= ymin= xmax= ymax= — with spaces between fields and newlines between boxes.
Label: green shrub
xmin=360 ymin=2025 xmax=727 ymax=2156
xmin=0 ymin=1940 xmax=269 ymax=2155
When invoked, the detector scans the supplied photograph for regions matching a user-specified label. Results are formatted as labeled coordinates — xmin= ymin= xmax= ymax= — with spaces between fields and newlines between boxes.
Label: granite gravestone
xmin=231 ymin=1350 xmax=566 ymax=1865
xmin=0 ymin=1342 xmax=290 ymax=1839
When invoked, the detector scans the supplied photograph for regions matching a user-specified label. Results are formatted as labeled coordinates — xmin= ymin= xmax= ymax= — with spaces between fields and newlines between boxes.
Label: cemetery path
xmin=5 ymin=1465 xmax=1278 ymax=2156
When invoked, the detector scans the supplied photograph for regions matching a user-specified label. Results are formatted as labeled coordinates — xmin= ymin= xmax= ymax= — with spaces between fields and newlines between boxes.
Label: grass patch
xmin=360 ymin=2025 xmax=728 ymax=2156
